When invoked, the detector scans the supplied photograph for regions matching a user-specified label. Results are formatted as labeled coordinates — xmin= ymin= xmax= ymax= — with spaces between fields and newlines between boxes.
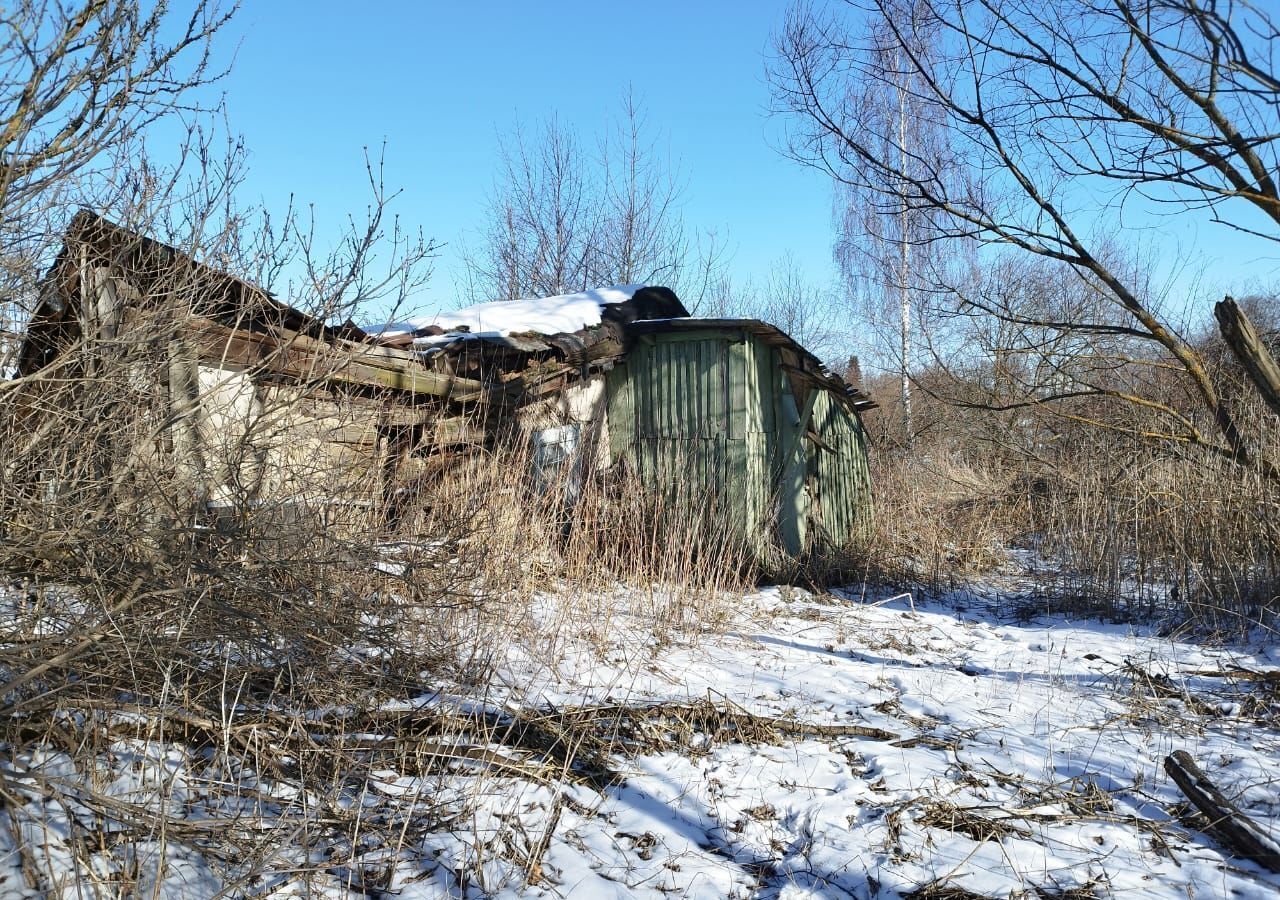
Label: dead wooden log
xmin=1164 ymin=749 xmax=1280 ymax=872
xmin=1214 ymin=297 xmax=1280 ymax=420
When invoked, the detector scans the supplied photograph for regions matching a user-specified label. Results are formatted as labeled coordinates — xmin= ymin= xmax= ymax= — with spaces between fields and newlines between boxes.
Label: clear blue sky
xmin=206 ymin=0 xmax=838 ymax=316
xmin=183 ymin=1 xmax=1276 ymax=327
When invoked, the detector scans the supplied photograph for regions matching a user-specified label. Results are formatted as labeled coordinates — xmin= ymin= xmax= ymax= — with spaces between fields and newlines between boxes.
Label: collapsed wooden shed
xmin=14 ymin=212 xmax=490 ymax=531
xmin=367 ymin=280 xmax=878 ymax=561
xmin=14 ymin=212 xmax=875 ymax=561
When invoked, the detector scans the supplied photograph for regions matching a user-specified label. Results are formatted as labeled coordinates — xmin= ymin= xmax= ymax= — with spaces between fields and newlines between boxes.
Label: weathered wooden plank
xmin=704 ymin=348 xmax=715 ymax=440
xmin=775 ymin=376 xmax=818 ymax=557
xmin=728 ymin=340 xmax=748 ymax=441
xmin=635 ymin=328 xmax=742 ymax=344
xmin=605 ymin=360 xmax=635 ymax=463
xmin=426 ymin=415 xmax=487 ymax=448
xmin=777 ymin=384 xmax=818 ymax=476
xmin=725 ymin=435 xmax=750 ymax=534
xmin=188 ymin=317 xmax=491 ymax=402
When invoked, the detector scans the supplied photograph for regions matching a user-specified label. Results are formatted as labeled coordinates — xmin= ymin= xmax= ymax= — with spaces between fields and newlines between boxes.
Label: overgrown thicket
xmin=7 ymin=0 xmax=1280 ymax=889
xmin=771 ymin=0 xmax=1280 ymax=630
xmin=0 ymin=191 xmax=747 ymax=895
xmin=0 ymin=4 xmax=769 ymax=888
xmin=0 ymin=250 xmax=485 ymax=891
xmin=852 ymin=307 xmax=1280 ymax=630
xmin=407 ymin=431 xmax=757 ymax=603
xmin=0 ymin=258 xmax=757 ymax=893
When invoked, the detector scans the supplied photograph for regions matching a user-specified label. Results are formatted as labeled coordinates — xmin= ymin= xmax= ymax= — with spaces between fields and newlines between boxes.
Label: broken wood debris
xmin=1164 ymin=749 xmax=1280 ymax=873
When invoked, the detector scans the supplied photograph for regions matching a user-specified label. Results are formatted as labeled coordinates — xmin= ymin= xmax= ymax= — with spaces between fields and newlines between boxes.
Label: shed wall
xmin=605 ymin=329 xmax=871 ymax=560
xmin=806 ymin=385 xmax=874 ymax=549
xmin=191 ymin=365 xmax=390 ymax=531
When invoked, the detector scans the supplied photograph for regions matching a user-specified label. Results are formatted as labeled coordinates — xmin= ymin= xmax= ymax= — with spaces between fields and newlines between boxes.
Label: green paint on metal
xmin=604 ymin=327 xmax=872 ymax=562
xmin=775 ymin=380 xmax=819 ymax=557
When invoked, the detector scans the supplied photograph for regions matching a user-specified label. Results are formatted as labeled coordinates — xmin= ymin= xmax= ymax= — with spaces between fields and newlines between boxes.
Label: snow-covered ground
xmin=4 ymin=583 xmax=1280 ymax=898
xmin=462 ymin=586 xmax=1280 ymax=900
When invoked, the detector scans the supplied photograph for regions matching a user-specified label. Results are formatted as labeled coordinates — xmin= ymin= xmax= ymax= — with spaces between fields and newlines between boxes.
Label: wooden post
xmin=1214 ymin=297 xmax=1280 ymax=420
xmin=168 ymin=333 xmax=208 ymax=512
xmin=777 ymin=382 xmax=819 ymax=557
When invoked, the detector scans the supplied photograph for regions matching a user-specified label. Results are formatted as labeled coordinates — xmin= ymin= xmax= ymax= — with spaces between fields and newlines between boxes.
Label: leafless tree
xmin=832 ymin=0 xmax=952 ymax=443
xmin=470 ymin=116 xmax=599 ymax=300
xmin=0 ymin=1 xmax=234 ymax=333
xmin=771 ymin=0 xmax=1280 ymax=475
xmin=467 ymin=95 xmax=718 ymax=303
xmin=597 ymin=91 xmax=691 ymax=287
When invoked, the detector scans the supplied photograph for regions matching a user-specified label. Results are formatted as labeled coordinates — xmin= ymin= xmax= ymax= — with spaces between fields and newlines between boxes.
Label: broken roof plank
xmin=188 ymin=317 xmax=493 ymax=403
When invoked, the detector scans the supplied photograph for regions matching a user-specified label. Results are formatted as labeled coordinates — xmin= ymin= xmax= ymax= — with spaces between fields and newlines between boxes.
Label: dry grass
xmin=847 ymin=447 xmax=1030 ymax=589
xmin=398 ymin=434 xmax=757 ymax=647
xmin=857 ymin=382 xmax=1280 ymax=634
xmin=0 ymin=296 xmax=769 ymax=893
xmin=1026 ymin=443 xmax=1280 ymax=631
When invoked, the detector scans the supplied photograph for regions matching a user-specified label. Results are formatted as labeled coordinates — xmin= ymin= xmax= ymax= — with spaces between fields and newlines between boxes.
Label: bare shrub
xmin=855 ymin=449 xmax=1028 ymax=591
xmin=395 ymin=430 xmax=755 ymax=648
xmin=0 ymin=265 xmax=513 ymax=887
xmin=0 ymin=191 xmax=517 ymax=895
xmin=852 ymin=328 xmax=1280 ymax=630
xmin=1027 ymin=434 xmax=1280 ymax=631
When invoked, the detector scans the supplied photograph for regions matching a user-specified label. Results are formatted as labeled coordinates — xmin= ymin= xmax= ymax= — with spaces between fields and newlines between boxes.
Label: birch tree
xmin=823 ymin=0 xmax=949 ymax=445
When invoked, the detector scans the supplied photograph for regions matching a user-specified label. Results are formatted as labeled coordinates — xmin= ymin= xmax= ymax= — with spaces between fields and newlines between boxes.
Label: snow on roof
xmin=373 ymin=285 xmax=641 ymax=344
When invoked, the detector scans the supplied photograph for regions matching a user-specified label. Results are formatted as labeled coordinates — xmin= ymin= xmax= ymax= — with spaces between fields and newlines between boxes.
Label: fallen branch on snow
xmin=1164 ymin=749 xmax=1280 ymax=873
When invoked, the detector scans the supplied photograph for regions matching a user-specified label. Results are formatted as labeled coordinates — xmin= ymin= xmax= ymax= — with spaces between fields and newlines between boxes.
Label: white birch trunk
xmin=896 ymin=49 xmax=913 ymax=445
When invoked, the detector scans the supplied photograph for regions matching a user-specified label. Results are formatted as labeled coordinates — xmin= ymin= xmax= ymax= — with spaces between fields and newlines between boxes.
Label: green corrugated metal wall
xmin=605 ymin=328 xmax=871 ymax=560
xmin=806 ymin=385 xmax=874 ymax=550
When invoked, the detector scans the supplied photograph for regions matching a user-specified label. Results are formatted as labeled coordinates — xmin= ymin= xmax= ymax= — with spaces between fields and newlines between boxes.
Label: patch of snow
xmin=482 ymin=585 xmax=1280 ymax=899
xmin=372 ymin=285 xmax=641 ymax=343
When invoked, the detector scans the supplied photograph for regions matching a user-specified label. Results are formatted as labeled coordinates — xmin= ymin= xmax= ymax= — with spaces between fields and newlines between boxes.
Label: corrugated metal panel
xmin=605 ymin=328 xmax=871 ymax=562
xmin=807 ymin=387 xmax=873 ymax=550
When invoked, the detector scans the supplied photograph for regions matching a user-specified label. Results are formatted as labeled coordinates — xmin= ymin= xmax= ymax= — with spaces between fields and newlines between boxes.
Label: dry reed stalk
xmin=0 ymin=290 xmax=779 ymax=893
